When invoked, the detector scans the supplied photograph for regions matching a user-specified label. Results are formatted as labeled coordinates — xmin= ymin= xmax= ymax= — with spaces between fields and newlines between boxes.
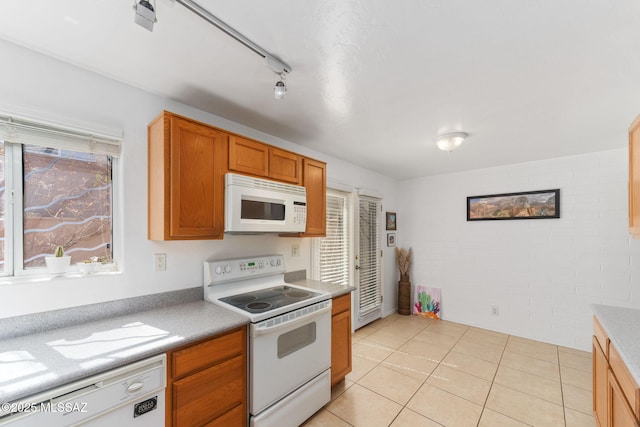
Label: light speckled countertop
xmin=0 ymin=278 xmax=354 ymax=405
xmin=290 ymin=279 xmax=356 ymax=298
xmin=0 ymin=300 xmax=247 ymax=404
xmin=592 ymin=304 xmax=640 ymax=385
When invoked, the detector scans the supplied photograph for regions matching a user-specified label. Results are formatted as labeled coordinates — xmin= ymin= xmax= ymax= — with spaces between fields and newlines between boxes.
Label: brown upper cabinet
xmin=270 ymin=147 xmax=302 ymax=184
xmin=229 ymin=135 xmax=302 ymax=184
xmin=148 ymin=111 xmax=228 ymax=240
xmin=629 ymin=114 xmax=640 ymax=238
xmin=301 ymin=158 xmax=327 ymax=236
xmin=149 ymin=111 xmax=326 ymax=239
xmin=228 ymin=135 xmax=269 ymax=177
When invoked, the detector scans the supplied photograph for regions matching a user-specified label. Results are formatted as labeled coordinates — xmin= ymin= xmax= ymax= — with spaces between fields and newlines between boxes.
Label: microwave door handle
xmin=251 ymin=304 xmax=332 ymax=337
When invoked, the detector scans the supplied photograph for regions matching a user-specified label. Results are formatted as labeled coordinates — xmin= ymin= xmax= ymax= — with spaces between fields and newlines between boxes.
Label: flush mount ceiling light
xmin=435 ymin=132 xmax=468 ymax=152
xmin=133 ymin=0 xmax=157 ymax=31
xmin=135 ymin=0 xmax=292 ymax=98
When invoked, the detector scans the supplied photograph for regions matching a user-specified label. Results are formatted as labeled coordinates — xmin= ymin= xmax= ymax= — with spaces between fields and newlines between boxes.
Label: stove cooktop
xmin=219 ymin=285 xmax=324 ymax=314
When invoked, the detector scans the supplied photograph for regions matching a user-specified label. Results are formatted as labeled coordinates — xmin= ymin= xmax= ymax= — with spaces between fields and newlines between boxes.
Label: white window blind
xmin=0 ymin=115 xmax=121 ymax=156
xmin=358 ymin=196 xmax=382 ymax=317
xmin=318 ymin=189 xmax=350 ymax=285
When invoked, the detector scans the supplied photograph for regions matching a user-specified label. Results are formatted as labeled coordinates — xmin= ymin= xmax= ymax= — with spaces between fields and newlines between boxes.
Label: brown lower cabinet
xmin=166 ymin=326 xmax=247 ymax=427
xmin=593 ymin=317 xmax=640 ymax=427
xmin=331 ymin=293 xmax=352 ymax=386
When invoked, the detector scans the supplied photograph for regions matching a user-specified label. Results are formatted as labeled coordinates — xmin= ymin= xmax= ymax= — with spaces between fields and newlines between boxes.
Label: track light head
xmin=134 ymin=0 xmax=156 ymax=32
xmin=274 ymin=79 xmax=287 ymax=100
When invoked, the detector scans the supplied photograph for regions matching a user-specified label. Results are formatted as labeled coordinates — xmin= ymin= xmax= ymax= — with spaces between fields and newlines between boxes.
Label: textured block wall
xmin=398 ymin=149 xmax=640 ymax=350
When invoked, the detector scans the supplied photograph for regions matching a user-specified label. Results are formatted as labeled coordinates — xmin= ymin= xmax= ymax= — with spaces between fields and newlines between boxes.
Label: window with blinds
xmin=318 ymin=189 xmax=350 ymax=285
xmin=0 ymin=114 xmax=121 ymax=276
xmin=358 ymin=196 xmax=382 ymax=317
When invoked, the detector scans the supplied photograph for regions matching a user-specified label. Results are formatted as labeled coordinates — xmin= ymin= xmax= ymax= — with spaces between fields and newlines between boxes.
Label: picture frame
xmin=467 ymin=189 xmax=560 ymax=221
xmin=386 ymin=212 xmax=397 ymax=230
xmin=387 ymin=233 xmax=396 ymax=247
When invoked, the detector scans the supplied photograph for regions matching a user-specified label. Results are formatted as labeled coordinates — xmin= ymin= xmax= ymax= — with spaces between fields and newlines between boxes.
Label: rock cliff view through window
xmin=0 ymin=142 xmax=113 ymax=271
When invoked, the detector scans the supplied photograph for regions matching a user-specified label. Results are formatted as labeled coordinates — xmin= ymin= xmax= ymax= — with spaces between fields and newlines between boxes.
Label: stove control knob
xmin=270 ymin=259 xmax=275 ymax=267
xmin=215 ymin=266 xmax=222 ymax=275
xmin=224 ymin=264 xmax=232 ymax=274
xmin=276 ymin=258 xmax=282 ymax=266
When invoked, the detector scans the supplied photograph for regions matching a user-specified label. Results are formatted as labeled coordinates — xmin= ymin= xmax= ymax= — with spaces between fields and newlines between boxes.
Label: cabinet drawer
xmin=172 ymin=328 xmax=244 ymax=378
xmin=332 ymin=293 xmax=351 ymax=316
xmin=610 ymin=342 xmax=640 ymax=418
xmin=594 ymin=316 xmax=609 ymax=359
xmin=173 ymin=356 xmax=245 ymax=426
xmin=203 ymin=404 xmax=245 ymax=427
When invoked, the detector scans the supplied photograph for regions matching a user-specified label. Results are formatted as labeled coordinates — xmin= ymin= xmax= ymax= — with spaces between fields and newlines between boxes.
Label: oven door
xmin=249 ymin=300 xmax=331 ymax=415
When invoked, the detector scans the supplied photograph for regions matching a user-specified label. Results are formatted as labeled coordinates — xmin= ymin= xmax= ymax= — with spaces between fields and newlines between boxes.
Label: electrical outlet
xmin=291 ymin=244 xmax=300 ymax=257
xmin=154 ymin=253 xmax=166 ymax=272
xmin=491 ymin=306 xmax=499 ymax=316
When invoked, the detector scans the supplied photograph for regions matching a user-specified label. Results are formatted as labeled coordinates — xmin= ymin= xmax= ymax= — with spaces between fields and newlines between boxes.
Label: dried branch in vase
xmin=394 ymin=246 xmax=413 ymax=279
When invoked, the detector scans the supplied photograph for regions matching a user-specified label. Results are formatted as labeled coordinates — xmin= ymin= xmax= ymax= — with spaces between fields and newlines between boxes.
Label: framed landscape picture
xmin=467 ymin=189 xmax=560 ymax=221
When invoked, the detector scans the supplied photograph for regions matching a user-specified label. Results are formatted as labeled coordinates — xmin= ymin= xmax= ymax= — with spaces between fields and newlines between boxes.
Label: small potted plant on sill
xmin=77 ymin=256 xmax=107 ymax=274
xmin=45 ymin=245 xmax=71 ymax=274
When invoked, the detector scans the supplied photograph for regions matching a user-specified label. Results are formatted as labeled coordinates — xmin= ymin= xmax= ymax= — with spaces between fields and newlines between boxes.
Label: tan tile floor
xmin=303 ymin=314 xmax=595 ymax=427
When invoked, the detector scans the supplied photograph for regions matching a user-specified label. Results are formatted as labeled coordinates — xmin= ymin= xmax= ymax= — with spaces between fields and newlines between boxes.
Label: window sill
xmin=0 ymin=264 xmax=120 ymax=286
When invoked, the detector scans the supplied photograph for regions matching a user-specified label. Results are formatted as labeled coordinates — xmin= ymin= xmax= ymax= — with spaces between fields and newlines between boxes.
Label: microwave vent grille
xmin=227 ymin=173 xmax=306 ymax=197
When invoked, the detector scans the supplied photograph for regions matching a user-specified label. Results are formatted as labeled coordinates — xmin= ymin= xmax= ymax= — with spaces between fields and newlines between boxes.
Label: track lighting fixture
xmin=134 ymin=0 xmax=293 ymax=97
xmin=274 ymin=74 xmax=287 ymax=100
xmin=133 ymin=0 xmax=157 ymax=32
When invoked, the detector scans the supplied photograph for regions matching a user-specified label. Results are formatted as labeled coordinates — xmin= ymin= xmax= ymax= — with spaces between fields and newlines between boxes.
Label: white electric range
xmin=204 ymin=255 xmax=332 ymax=427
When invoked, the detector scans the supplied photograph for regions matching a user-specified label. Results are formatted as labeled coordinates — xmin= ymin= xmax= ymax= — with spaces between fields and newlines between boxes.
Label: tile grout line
xmin=314 ymin=315 xmax=593 ymax=426
xmin=475 ymin=332 xmax=509 ymax=427
xmin=383 ymin=318 xmax=449 ymax=426
xmin=557 ymin=345 xmax=567 ymax=427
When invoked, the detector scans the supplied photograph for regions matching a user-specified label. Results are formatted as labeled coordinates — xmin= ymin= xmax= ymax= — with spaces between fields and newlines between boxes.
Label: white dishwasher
xmin=0 ymin=354 xmax=166 ymax=426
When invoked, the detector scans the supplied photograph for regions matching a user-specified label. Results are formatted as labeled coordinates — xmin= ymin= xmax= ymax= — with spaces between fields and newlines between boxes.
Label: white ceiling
xmin=1 ymin=0 xmax=639 ymax=180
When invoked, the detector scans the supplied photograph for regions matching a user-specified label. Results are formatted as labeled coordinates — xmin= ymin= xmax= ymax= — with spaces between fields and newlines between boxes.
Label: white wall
xmin=398 ymin=149 xmax=640 ymax=351
xmin=0 ymin=39 xmax=398 ymax=318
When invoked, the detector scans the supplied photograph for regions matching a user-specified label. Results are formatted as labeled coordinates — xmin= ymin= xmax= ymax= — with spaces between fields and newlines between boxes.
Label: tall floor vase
xmin=397 ymin=275 xmax=411 ymax=315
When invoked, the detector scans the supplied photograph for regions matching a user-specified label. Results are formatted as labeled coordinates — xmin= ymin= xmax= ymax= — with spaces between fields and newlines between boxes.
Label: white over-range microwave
xmin=224 ymin=173 xmax=307 ymax=234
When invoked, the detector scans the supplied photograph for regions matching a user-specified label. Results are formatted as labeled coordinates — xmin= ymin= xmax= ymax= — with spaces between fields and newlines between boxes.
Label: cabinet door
xmin=302 ymin=158 xmax=326 ymax=236
xmin=169 ymin=116 xmax=227 ymax=239
xmin=610 ymin=343 xmax=640 ymax=420
xmin=331 ymin=295 xmax=352 ymax=386
xmin=173 ymin=356 xmax=245 ymax=427
xmin=229 ymin=135 xmax=269 ymax=177
xmin=269 ymin=147 xmax=301 ymax=184
xmin=609 ymin=369 xmax=639 ymax=427
xmin=630 ymin=114 xmax=640 ymax=237
xmin=594 ymin=336 xmax=608 ymax=427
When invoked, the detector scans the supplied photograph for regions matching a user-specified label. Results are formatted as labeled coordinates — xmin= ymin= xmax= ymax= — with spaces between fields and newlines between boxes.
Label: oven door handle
xmin=252 ymin=303 xmax=332 ymax=337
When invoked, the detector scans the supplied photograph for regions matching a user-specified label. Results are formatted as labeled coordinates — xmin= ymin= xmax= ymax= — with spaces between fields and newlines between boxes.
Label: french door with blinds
xmin=354 ymin=195 xmax=382 ymax=329
xmin=315 ymin=188 xmax=382 ymax=330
